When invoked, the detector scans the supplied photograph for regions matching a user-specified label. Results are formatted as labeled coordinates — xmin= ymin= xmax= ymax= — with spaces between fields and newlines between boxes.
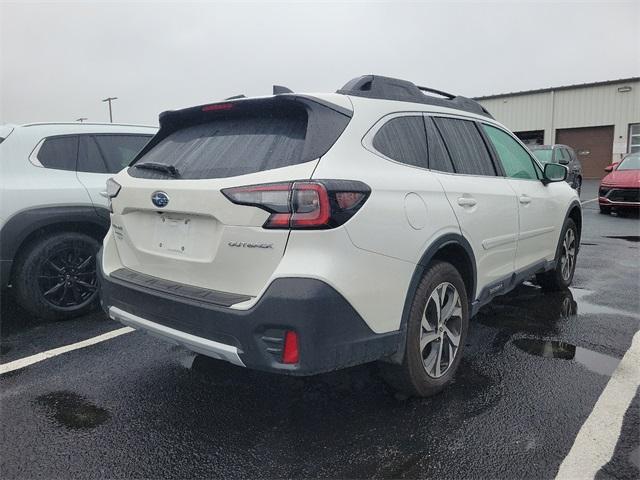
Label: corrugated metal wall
xmin=477 ymin=79 xmax=640 ymax=161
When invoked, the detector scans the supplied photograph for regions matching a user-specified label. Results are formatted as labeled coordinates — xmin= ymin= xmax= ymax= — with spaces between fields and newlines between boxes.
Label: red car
xmin=599 ymin=152 xmax=640 ymax=214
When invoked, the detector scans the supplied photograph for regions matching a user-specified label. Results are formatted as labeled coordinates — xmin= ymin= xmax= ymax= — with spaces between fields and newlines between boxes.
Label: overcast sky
xmin=1 ymin=0 xmax=639 ymax=125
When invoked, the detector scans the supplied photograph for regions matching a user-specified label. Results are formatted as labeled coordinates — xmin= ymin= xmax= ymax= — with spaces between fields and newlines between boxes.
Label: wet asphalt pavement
xmin=1 ymin=184 xmax=639 ymax=479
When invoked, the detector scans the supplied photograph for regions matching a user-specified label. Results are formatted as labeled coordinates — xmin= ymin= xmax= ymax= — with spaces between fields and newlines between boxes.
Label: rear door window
xmin=78 ymin=136 xmax=108 ymax=173
xmin=372 ymin=116 xmax=428 ymax=168
xmin=433 ymin=117 xmax=496 ymax=176
xmin=78 ymin=135 xmax=151 ymax=174
xmin=424 ymin=116 xmax=455 ymax=173
xmin=481 ymin=124 xmax=540 ymax=180
xmin=94 ymin=135 xmax=151 ymax=173
xmin=36 ymin=135 xmax=78 ymax=171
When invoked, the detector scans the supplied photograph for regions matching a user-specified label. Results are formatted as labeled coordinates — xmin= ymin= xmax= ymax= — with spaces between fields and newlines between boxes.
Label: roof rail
xmin=337 ymin=75 xmax=493 ymax=118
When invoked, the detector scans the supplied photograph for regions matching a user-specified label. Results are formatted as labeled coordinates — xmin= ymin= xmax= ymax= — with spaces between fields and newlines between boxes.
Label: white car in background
xmin=0 ymin=122 xmax=156 ymax=319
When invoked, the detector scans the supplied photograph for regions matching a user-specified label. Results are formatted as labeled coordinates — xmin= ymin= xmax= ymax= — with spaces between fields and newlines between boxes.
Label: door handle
xmin=457 ymin=197 xmax=477 ymax=207
xmin=519 ymin=195 xmax=532 ymax=205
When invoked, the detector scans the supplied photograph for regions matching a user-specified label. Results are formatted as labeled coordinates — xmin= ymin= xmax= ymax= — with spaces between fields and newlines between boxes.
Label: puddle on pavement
xmin=513 ymin=338 xmax=621 ymax=376
xmin=604 ymin=235 xmax=640 ymax=243
xmin=35 ymin=391 xmax=110 ymax=429
xmin=571 ymin=288 xmax=639 ymax=317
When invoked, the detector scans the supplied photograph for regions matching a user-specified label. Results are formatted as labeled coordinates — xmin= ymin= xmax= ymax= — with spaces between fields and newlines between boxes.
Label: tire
xmin=599 ymin=205 xmax=612 ymax=215
xmin=574 ymin=177 xmax=582 ymax=196
xmin=380 ymin=261 xmax=469 ymax=397
xmin=13 ymin=232 xmax=101 ymax=320
xmin=536 ymin=218 xmax=578 ymax=291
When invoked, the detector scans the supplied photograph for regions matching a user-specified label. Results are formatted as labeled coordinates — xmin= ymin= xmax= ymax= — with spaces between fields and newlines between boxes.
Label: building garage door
xmin=556 ymin=126 xmax=614 ymax=178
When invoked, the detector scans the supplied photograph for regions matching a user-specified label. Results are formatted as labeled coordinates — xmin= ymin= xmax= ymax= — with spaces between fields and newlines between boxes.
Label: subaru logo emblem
xmin=151 ymin=191 xmax=169 ymax=208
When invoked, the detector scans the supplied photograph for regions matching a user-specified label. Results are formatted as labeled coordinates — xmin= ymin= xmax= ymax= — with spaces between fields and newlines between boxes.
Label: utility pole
xmin=76 ymin=117 xmax=88 ymax=123
xmin=101 ymin=97 xmax=118 ymax=123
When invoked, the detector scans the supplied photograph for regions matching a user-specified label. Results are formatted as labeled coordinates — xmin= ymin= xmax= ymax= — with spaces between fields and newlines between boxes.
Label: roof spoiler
xmin=337 ymin=75 xmax=493 ymax=118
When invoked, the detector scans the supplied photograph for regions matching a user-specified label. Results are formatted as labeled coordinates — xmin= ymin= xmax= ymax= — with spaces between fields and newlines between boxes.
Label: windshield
xmin=617 ymin=153 xmax=640 ymax=170
xmin=531 ymin=149 xmax=552 ymax=163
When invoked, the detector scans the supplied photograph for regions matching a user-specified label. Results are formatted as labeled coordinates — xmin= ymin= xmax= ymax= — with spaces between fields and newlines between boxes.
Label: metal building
xmin=475 ymin=78 xmax=640 ymax=178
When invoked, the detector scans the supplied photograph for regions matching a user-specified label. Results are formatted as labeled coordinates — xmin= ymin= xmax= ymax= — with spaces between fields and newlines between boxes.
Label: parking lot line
xmin=555 ymin=330 xmax=640 ymax=479
xmin=581 ymin=198 xmax=598 ymax=205
xmin=0 ymin=327 xmax=134 ymax=375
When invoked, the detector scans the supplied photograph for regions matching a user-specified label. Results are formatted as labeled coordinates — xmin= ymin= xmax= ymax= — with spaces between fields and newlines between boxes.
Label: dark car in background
xmin=599 ymin=152 xmax=640 ymax=215
xmin=530 ymin=144 xmax=583 ymax=194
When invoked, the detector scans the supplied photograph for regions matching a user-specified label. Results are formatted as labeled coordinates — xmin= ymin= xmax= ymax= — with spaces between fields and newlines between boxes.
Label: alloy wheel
xmin=419 ymin=282 xmax=463 ymax=378
xmin=37 ymin=243 xmax=98 ymax=309
xmin=560 ymin=228 xmax=576 ymax=281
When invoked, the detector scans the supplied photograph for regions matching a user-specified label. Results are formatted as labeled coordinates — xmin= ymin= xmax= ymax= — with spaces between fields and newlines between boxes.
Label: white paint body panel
xmin=109 ymin=161 xmax=318 ymax=296
xmin=0 ymin=123 xmax=157 ymax=223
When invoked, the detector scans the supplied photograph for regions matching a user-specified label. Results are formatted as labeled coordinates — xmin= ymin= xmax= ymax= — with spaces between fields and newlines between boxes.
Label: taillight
xmin=104 ymin=177 xmax=121 ymax=213
xmin=222 ymin=180 xmax=370 ymax=229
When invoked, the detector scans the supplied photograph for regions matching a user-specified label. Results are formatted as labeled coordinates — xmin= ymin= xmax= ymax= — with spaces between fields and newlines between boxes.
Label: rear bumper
xmin=98 ymin=251 xmax=399 ymax=375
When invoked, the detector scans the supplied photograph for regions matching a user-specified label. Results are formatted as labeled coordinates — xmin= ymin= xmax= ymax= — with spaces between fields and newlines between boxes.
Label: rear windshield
xmin=130 ymin=99 xmax=349 ymax=179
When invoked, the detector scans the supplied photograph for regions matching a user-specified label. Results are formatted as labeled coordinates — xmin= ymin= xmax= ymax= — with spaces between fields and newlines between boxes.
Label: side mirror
xmin=558 ymin=158 xmax=570 ymax=165
xmin=604 ymin=162 xmax=619 ymax=172
xmin=543 ymin=163 xmax=567 ymax=184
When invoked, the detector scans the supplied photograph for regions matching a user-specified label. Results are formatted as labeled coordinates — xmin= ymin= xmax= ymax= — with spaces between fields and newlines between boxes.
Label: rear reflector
xmin=282 ymin=331 xmax=299 ymax=364
xmin=222 ymin=180 xmax=370 ymax=230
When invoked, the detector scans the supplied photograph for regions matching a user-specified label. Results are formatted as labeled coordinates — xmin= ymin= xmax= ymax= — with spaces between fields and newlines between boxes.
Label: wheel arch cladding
xmin=386 ymin=233 xmax=476 ymax=364
xmin=1 ymin=206 xmax=109 ymax=287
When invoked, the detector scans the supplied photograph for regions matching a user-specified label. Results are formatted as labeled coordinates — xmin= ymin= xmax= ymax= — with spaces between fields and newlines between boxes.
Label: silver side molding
xmin=108 ymin=306 xmax=245 ymax=367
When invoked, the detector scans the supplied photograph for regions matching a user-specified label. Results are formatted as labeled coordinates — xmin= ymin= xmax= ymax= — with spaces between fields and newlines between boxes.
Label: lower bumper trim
xmin=108 ymin=306 xmax=245 ymax=367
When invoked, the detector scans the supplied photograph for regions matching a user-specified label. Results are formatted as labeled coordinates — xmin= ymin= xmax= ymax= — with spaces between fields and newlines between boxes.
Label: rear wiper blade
xmin=133 ymin=162 xmax=180 ymax=177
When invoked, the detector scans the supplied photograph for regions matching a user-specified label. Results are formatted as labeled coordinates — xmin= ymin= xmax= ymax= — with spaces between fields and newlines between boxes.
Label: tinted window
xmin=372 ymin=116 xmax=428 ymax=168
xmin=78 ymin=136 xmax=108 ymax=173
xmin=433 ymin=118 xmax=496 ymax=176
xmin=482 ymin=124 xmax=539 ymax=180
xmin=37 ymin=136 xmax=78 ymax=171
xmin=424 ymin=116 xmax=455 ymax=173
xmin=94 ymin=135 xmax=151 ymax=173
xmin=133 ymin=109 xmax=309 ymax=179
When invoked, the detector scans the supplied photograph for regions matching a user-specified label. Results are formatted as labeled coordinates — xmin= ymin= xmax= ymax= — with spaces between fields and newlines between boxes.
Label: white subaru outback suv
xmin=0 ymin=122 xmax=155 ymax=319
xmin=100 ymin=76 xmax=581 ymax=396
